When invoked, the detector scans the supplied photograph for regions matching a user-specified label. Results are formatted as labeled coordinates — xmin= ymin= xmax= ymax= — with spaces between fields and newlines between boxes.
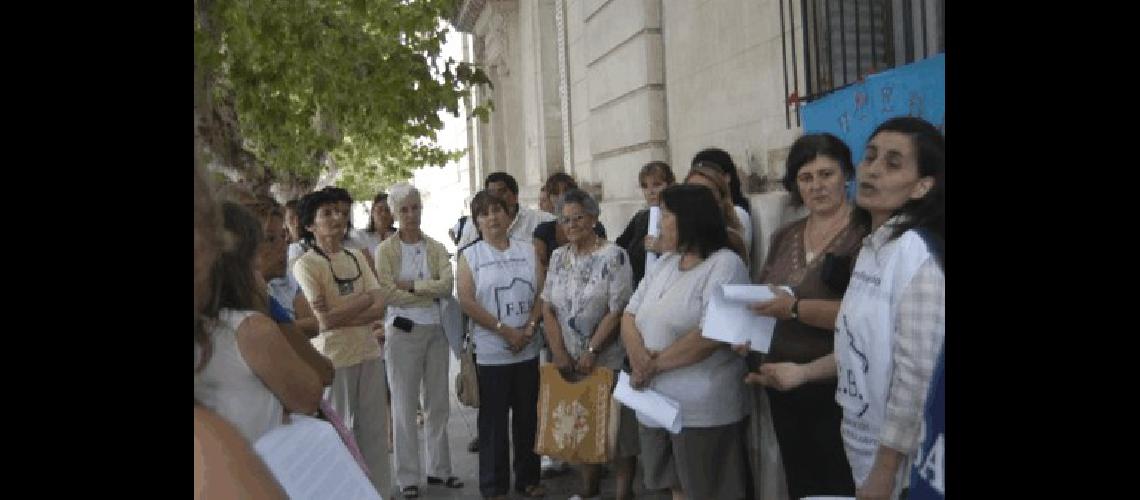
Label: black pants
xmin=767 ymin=381 xmax=856 ymax=499
xmin=477 ymin=358 xmax=540 ymax=497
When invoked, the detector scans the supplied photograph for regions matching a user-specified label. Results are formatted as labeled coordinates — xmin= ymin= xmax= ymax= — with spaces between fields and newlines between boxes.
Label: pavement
xmin=387 ymin=353 xmax=672 ymax=500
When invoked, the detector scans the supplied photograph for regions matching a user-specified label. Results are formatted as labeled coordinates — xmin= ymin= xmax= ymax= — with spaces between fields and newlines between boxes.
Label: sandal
xmin=519 ymin=484 xmax=546 ymax=497
xmin=400 ymin=486 xmax=420 ymax=498
xmin=426 ymin=476 xmax=464 ymax=488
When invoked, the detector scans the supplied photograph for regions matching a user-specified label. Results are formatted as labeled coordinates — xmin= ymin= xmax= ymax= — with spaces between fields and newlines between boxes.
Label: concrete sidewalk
xmin=390 ymin=354 xmax=671 ymax=500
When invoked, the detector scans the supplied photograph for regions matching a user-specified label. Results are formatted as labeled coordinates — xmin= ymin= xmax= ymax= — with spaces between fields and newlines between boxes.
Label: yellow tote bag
xmin=534 ymin=364 xmax=615 ymax=464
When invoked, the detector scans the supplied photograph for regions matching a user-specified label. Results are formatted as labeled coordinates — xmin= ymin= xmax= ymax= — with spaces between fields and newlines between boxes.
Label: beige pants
xmin=326 ymin=357 xmax=393 ymax=497
xmin=385 ymin=324 xmax=453 ymax=488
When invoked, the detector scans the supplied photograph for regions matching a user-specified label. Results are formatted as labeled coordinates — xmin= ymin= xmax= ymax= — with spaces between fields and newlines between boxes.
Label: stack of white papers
xmin=254 ymin=415 xmax=382 ymax=500
xmin=700 ymin=284 xmax=794 ymax=353
xmin=612 ymin=371 xmax=682 ymax=434
xmin=645 ymin=206 xmax=661 ymax=275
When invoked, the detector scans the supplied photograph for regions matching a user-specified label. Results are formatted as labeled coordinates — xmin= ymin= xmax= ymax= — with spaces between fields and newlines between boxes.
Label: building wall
xmin=567 ymin=0 xmax=671 ymax=235
xmin=459 ymin=0 xmax=809 ymax=252
xmin=661 ymin=0 xmax=803 ymax=187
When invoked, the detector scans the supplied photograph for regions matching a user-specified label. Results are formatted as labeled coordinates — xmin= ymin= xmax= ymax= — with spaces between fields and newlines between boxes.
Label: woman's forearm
xmin=316 ymin=293 xmax=373 ymax=330
xmin=588 ymin=311 xmax=623 ymax=352
xmin=653 ymin=328 xmax=721 ymax=373
xmin=277 ymin=322 xmax=335 ymax=386
xmin=797 ymin=299 xmax=842 ymax=330
xmin=542 ymin=304 xmax=571 ymax=361
xmin=802 ymin=353 xmax=837 ymax=382
xmin=620 ymin=313 xmax=649 ymax=360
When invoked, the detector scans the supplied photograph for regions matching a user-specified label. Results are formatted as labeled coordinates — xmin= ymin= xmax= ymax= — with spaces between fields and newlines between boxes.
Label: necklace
xmin=804 ymin=204 xmax=850 ymax=262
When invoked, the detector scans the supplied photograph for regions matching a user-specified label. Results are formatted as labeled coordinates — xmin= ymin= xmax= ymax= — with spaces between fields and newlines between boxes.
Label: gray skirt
xmin=638 ymin=420 xmax=748 ymax=499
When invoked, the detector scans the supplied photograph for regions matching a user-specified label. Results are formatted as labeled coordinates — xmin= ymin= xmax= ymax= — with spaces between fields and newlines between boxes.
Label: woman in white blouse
xmin=540 ymin=189 xmax=636 ymax=500
xmin=620 ymin=184 xmax=752 ymax=500
xmin=194 ymin=202 xmax=325 ymax=442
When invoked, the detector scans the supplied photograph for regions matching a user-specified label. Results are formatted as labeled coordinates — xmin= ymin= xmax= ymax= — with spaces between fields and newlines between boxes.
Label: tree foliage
xmin=194 ymin=0 xmax=491 ymax=195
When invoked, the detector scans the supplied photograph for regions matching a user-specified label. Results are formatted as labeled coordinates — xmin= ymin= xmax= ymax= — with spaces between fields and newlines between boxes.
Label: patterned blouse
xmin=541 ymin=241 xmax=633 ymax=370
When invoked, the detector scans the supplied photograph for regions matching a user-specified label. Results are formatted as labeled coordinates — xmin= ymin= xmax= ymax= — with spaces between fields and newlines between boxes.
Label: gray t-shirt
xmin=625 ymin=248 xmax=750 ymax=428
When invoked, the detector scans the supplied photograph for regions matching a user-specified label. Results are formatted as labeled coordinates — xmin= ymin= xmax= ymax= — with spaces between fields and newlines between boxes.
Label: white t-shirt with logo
xmin=462 ymin=238 xmax=543 ymax=365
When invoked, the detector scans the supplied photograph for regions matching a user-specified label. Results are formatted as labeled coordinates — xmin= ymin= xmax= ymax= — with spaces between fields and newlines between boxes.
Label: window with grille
xmin=779 ymin=0 xmax=945 ymax=128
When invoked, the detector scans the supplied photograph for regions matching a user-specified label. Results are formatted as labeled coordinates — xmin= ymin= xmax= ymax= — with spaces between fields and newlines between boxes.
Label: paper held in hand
xmin=700 ymin=284 xmax=794 ymax=353
xmin=612 ymin=371 xmax=682 ymax=434
xmin=254 ymin=415 xmax=382 ymax=500
xmin=645 ymin=206 xmax=661 ymax=275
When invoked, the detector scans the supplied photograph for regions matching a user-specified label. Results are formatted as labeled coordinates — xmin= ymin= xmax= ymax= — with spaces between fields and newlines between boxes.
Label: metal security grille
xmin=780 ymin=0 xmax=945 ymax=128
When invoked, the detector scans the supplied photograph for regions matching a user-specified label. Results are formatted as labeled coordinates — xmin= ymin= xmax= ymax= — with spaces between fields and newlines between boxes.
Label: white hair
xmin=387 ymin=182 xmax=421 ymax=212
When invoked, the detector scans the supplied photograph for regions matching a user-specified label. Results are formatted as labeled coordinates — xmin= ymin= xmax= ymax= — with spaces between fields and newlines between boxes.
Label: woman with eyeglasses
xmin=457 ymin=190 xmax=547 ymax=500
xmin=293 ymin=188 xmax=393 ymax=497
xmin=541 ymin=189 xmax=638 ymax=500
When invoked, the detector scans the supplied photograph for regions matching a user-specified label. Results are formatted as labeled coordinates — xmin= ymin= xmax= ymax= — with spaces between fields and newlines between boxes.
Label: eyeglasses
xmin=558 ymin=214 xmax=591 ymax=225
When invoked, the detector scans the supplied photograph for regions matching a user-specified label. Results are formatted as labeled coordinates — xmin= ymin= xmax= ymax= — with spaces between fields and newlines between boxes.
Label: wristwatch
xmin=790 ymin=298 xmax=800 ymax=320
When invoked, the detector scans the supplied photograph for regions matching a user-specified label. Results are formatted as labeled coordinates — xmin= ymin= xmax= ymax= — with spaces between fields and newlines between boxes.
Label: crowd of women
xmin=194 ymin=115 xmax=945 ymax=500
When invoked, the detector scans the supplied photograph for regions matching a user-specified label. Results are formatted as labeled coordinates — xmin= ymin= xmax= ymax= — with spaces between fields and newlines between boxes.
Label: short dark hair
xmin=783 ymin=133 xmax=855 ymax=206
xmin=469 ymin=190 xmax=512 ymax=239
xmin=322 ymin=186 xmax=353 ymax=203
xmin=638 ymin=161 xmax=675 ymax=186
xmin=867 ymin=117 xmax=945 ymax=251
xmin=484 ymin=172 xmax=519 ymax=195
xmin=321 ymin=187 xmax=354 ymax=230
xmin=691 ymin=148 xmax=751 ymax=214
xmin=543 ymin=172 xmax=577 ymax=197
xmin=297 ymin=189 xmax=341 ymax=245
xmin=660 ymin=184 xmax=728 ymax=259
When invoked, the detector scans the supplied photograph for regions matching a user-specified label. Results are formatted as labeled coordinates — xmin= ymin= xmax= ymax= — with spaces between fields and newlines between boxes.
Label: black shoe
xmin=401 ymin=486 xmax=420 ymax=498
xmin=427 ymin=476 xmax=465 ymax=488
xmin=467 ymin=438 xmax=479 ymax=453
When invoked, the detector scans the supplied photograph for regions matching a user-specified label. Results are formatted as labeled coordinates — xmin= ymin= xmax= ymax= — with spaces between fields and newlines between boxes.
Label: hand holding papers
xmin=700 ymin=284 xmax=794 ymax=353
xmin=613 ymin=371 xmax=682 ymax=434
xmin=254 ymin=415 xmax=382 ymax=500
xmin=645 ymin=206 xmax=661 ymax=274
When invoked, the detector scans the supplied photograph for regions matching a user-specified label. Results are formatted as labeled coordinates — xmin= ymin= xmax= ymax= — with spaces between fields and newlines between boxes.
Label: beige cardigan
xmin=372 ymin=232 xmax=454 ymax=307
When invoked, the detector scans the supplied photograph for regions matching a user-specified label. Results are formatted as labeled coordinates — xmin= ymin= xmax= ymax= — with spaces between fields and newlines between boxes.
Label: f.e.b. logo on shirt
xmin=494 ymin=277 xmax=535 ymax=321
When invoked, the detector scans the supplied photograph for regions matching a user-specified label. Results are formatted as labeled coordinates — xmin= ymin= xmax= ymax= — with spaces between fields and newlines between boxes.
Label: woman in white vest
xmin=457 ymin=190 xmax=547 ymax=500
xmin=373 ymin=182 xmax=463 ymax=498
xmin=754 ymin=117 xmax=945 ymax=500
